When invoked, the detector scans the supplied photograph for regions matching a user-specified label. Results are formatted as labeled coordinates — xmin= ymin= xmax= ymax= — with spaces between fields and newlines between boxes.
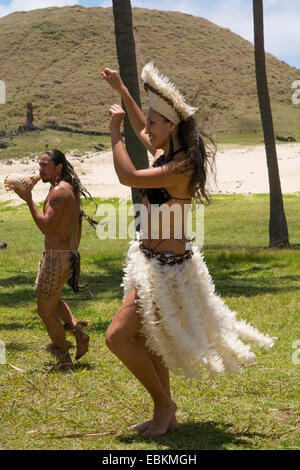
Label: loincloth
xmin=35 ymin=249 xmax=81 ymax=299
xmin=122 ymin=238 xmax=277 ymax=379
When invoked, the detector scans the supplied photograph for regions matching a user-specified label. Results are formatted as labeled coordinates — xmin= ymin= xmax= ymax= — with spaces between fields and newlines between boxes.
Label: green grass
xmin=0 ymin=195 xmax=299 ymax=450
xmin=0 ymin=129 xmax=111 ymax=162
xmin=0 ymin=127 xmax=298 ymax=163
xmin=214 ymin=131 xmax=300 ymax=146
xmin=0 ymin=6 xmax=300 ymax=135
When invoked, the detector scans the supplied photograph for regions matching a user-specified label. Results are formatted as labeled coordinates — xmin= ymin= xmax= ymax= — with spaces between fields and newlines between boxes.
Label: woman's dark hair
xmin=46 ymin=149 xmax=98 ymax=229
xmin=176 ymin=116 xmax=216 ymax=204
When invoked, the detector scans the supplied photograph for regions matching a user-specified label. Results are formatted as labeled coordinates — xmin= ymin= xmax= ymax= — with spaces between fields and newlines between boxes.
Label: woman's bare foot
xmin=143 ymin=401 xmax=177 ymax=437
xmin=129 ymin=415 xmax=179 ymax=433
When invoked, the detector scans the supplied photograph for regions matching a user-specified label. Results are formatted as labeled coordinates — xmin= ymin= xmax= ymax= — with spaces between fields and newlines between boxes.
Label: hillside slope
xmin=0 ymin=5 xmax=299 ymax=134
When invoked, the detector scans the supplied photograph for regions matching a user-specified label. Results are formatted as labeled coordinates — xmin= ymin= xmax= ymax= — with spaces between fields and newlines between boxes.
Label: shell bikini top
xmin=142 ymin=148 xmax=191 ymax=206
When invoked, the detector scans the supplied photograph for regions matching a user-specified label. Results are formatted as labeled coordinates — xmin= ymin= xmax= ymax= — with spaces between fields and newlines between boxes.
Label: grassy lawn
xmin=0 ymin=195 xmax=299 ymax=450
xmin=0 ymin=127 xmax=298 ymax=165
xmin=0 ymin=129 xmax=111 ymax=162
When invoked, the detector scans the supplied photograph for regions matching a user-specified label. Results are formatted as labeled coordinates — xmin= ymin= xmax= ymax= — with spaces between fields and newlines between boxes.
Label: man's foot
xmin=129 ymin=415 xmax=179 ymax=433
xmin=46 ymin=343 xmax=74 ymax=371
xmin=46 ymin=362 xmax=74 ymax=372
xmin=75 ymin=331 xmax=90 ymax=360
xmin=143 ymin=401 xmax=177 ymax=437
xmin=63 ymin=322 xmax=90 ymax=360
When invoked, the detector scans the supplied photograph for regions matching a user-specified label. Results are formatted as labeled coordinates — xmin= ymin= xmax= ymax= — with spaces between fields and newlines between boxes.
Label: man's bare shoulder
xmin=48 ymin=182 xmax=73 ymax=208
xmin=56 ymin=180 xmax=74 ymax=194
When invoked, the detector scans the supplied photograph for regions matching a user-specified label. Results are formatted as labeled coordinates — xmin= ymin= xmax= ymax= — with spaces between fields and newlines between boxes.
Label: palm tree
xmin=112 ymin=0 xmax=148 ymax=208
xmin=253 ymin=0 xmax=289 ymax=247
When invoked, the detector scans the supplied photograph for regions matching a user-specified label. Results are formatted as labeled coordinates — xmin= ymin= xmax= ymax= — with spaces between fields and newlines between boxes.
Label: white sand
xmin=0 ymin=144 xmax=299 ymax=204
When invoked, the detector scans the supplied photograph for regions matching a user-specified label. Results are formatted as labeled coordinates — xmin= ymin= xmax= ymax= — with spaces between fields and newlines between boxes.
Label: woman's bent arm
xmin=102 ymin=68 xmax=154 ymax=154
xmin=110 ymin=120 xmax=187 ymax=190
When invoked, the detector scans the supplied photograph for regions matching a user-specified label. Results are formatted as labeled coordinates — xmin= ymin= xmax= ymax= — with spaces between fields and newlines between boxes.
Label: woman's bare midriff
xmin=141 ymin=196 xmax=192 ymax=254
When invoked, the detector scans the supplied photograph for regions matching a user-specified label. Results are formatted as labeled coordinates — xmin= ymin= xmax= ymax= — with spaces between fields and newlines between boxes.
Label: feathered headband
xmin=141 ymin=62 xmax=198 ymax=125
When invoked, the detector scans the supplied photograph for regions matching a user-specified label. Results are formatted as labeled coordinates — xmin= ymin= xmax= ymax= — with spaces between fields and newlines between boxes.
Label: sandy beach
xmin=1 ymin=143 xmax=299 ymax=204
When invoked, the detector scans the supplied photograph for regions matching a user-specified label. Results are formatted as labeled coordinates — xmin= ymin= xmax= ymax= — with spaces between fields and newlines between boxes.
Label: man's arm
xmin=14 ymin=186 xmax=66 ymax=235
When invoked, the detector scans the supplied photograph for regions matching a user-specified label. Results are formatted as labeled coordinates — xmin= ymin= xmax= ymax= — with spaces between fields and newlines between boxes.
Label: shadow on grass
xmin=42 ymin=361 xmax=95 ymax=373
xmin=289 ymin=244 xmax=300 ymax=250
xmin=214 ymin=275 xmax=300 ymax=298
xmin=0 ymin=273 xmax=36 ymax=288
xmin=0 ymin=266 xmax=123 ymax=308
xmin=0 ymin=322 xmax=30 ymax=330
xmin=118 ymin=421 xmax=268 ymax=450
xmin=1 ymin=248 xmax=300 ymax=311
xmin=204 ymin=243 xmax=300 ymax=251
xmin=5 ymin=341 xmax=32 ymax=351
xmin=89 ymin=319 xmax=111 ymax=333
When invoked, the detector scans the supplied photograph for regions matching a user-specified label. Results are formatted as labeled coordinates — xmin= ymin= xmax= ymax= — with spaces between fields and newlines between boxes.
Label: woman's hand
xmin=101 ymin=68 xmax=124 ymax=92
xmin=109 ymin=104 xmax=125 ymax=130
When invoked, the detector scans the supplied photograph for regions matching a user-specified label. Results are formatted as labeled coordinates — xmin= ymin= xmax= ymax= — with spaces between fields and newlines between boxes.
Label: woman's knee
xmin=105 ymin=323 xmax=135 ymax=352
xmin=105 ymin=327 xmax=121 ymax=352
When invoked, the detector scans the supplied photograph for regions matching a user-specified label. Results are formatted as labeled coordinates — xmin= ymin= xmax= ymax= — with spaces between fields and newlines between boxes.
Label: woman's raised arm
xmin=101 ymin=68 xmax=155 ymax=155
xmin=109 ymin=104 xmax=185 ymax=189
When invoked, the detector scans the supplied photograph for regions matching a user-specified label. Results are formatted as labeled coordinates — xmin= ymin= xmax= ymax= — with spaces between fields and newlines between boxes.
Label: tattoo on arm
xmin=49 ymin=196 xmax=64 ymax=208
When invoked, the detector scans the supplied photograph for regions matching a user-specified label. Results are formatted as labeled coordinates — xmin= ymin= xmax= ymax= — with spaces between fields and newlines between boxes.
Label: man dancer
xmin=14 ymin=149 xmax=90 ymax=370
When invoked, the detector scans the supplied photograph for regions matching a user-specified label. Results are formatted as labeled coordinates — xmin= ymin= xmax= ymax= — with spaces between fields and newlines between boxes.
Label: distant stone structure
xmin=26 ymin=103 xmax=34 ymax=127
xmin=0 ymin=240 xmax=7 ymax=249
xmin=276 ymin=135 xmax=296 ymax=142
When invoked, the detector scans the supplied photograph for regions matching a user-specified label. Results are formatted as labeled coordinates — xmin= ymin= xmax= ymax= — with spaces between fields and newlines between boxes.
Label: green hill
xmin=0 ymin=5 xmax=299 ymax=136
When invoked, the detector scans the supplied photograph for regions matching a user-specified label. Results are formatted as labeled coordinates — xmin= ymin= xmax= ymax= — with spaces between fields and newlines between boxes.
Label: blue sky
xmin=0 ymin=0 xmax=299 ymax=69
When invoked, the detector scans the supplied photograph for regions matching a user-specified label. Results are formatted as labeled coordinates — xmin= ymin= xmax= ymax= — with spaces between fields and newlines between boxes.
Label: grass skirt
xmin=122 ymin=239 xmax=277 ymax=379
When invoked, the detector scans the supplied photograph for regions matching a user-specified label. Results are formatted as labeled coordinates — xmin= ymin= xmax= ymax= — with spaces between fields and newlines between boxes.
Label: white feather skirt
xmin=122 ymin=239 xmax=277 ymax=379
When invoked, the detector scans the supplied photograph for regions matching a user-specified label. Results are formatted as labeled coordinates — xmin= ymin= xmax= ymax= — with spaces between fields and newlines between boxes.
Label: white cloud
xmin=97 ymin=0 xmax=111 ymax=6
xmin=102 ymin=0 xmax=300 ymax=67
xmin=0 ymin=0 xmax=79 ymax=18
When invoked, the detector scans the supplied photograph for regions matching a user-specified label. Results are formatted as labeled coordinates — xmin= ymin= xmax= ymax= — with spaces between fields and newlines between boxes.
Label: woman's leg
xmin=129 ymin=334 xmax=179 ymax=432
xmin=105 ymin=289 xmax=177 ymax=437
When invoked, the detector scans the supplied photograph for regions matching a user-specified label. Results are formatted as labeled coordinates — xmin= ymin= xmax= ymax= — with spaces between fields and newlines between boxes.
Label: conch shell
xmin=4 ymin=173 xmax=40 ymax=191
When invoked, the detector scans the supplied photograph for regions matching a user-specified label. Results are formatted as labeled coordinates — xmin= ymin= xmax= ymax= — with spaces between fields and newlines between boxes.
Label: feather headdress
xmin=141 ymin=62 xmax=198 ymax=125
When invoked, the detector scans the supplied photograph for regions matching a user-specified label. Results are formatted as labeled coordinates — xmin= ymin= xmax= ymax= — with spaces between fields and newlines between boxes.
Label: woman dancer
xmin=101 ymin=63 xmax=276 ymax=437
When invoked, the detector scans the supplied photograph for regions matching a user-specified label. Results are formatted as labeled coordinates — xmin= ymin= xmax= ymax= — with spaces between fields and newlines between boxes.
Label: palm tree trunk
xmin=253 ymin=0 xmax=289 ymax=247
xmin=112 ymin=0 xmax=148 ymax=209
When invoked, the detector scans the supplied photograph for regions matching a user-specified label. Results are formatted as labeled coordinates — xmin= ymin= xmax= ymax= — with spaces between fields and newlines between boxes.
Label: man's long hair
xmin=46 ymin=149 xmax=91 ymax=199
xmin=46 ymin=149 xmax=98 ymax=229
